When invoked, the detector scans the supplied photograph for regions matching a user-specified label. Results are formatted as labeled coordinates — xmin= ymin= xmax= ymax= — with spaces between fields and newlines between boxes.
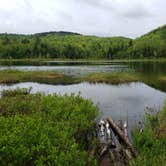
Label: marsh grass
xmin=0 ymin=70 xmax=78 ymax=84
xmin=85 ymin=72 xmax=139 ymax=84
xmin=130 ymin=103 xmax=166 ymax=166
xmin=0 ymin=70 xmax=140 ymax=85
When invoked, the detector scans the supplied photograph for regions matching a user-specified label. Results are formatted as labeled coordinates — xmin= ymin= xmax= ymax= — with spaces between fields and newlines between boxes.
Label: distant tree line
xmin=0 ymin=25 xmax=165 ymax=59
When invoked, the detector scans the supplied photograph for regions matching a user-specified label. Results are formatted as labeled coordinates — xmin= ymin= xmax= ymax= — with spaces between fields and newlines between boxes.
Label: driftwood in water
xmin=123 ymin=121 xmax=128 ymax=138
xmin=96 ymin=117 xmax=138 ymax=166
xmin=107 ymin=117 xmax=137 ymax=157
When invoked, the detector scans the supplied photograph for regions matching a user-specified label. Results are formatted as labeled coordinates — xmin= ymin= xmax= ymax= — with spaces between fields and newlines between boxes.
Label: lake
xmin=0 ymin=61 xmax=166 ymax=130
xmin=0 ymin=62 xmax=129 ymax=76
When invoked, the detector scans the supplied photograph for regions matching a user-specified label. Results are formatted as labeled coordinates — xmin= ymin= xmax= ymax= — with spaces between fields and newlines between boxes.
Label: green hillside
xmin=128 ymin=25 xmax=166 ymax=58
xmin=0 ymin=25 xmax=165 ymax=59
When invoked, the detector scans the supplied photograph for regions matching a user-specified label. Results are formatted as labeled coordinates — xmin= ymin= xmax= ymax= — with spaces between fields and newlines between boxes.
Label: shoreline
xmin=0 ymin=70 xmax=139 ymax=85
xmin=0 ymin=58 xmax=166 ymax=63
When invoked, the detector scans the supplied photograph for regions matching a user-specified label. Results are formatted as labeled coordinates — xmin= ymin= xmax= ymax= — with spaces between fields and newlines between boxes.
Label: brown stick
xmin=107 ymin=117 xmax=137 ymax=157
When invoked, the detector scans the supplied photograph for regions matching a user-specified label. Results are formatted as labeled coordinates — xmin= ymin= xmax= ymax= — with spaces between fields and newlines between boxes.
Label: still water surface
xmin=0 ymin=61 xmax=166 ymax=129
xmin=0 ymin=64 xmax=128 ymax=76
xmin=1 ymin=82 xmax=166 ymax=130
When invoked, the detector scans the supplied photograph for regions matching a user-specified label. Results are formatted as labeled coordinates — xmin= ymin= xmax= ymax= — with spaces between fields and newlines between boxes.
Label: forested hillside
xmin=128 ymin=25 xmax=166 ymax=58
xmin=0 ymin=25 xmax=165 ymax=59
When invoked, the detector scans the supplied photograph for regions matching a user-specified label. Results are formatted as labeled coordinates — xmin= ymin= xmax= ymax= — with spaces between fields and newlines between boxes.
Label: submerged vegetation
xmin=0 ymin=89 xmax=99 ymax=165
xmin=131 ymin=103 xmax=166 ymax=165
xmin=0 ymin=25 xmax=165 ymax=59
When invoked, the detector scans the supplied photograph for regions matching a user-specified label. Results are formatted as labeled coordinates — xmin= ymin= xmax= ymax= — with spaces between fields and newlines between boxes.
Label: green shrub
xmin=0 ymin=89 xmax=99 ymax=166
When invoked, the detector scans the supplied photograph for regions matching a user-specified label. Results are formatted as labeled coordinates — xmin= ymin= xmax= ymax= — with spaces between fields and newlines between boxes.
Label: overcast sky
xmin=0 ymin=0 xmax=165 ymax=38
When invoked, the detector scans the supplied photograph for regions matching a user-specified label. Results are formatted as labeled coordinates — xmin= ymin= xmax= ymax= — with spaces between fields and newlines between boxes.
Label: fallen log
xmin=107 ymin=117 xmax=137 ymax=157
xmin=123 ymin=121 xmax=128 ymax=138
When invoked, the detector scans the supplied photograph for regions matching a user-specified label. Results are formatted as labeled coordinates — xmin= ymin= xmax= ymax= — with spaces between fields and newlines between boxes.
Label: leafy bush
xmin=0 ymin=89 xmax=99 ymax=166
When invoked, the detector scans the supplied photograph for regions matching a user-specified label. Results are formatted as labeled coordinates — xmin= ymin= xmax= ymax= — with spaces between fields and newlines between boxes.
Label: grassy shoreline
xmin=0 ymin=58 xmax=166 ymax=63
xmin=0 ymin=70 xmax=140 ymax=85
xmin=131 ymin=102 xmax=166 ymax=165
xmin=1 ymin=70 xmax=166 ymax=93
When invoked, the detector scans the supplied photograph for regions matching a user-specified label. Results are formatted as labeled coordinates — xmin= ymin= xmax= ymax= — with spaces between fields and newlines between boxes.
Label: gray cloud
xmin=78 ymin=0 xmax=102 ymax=6
xmin=0 ymin=0 xmax=165 ymax=38
xmin=116 ymin=1 xmax=153 ymax=19
xmin=75 ymin=0 xmax=152 ymax=19
xmin=122 ymin=9 xmax=151 ymax=19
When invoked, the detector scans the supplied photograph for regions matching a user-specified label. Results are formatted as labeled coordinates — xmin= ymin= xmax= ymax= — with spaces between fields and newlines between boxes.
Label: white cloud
xmin=0 ymin=0 xmax=165 ymax=38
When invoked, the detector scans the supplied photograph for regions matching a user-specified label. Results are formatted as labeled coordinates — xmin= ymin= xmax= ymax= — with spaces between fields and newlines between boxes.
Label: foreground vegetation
xmin=0 ymin=88 xmax=166 ymax=165
xmin=0 ymin=70 xmax=140 ymax=85
xmin=0 ymin=25 xmax=165 ymax=59
xmin=0 ymin=89 xmax=99 ymax=165
xmin=131 ymin=103 xmax=166 ymax=165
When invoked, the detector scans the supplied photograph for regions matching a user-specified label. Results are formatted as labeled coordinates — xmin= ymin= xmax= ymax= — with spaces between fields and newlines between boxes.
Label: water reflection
xmin=129 ymin=62 xmax=166 ymax=92
xmin=129 ymin=61 xmax=166 ymax=75
xmin=0 ymin=65 xmax=129 ymax=76
xmin=0 ymin=61 xmax=166 ymax=91
xmin=1 ymin=82 xmax=166 ymax=131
